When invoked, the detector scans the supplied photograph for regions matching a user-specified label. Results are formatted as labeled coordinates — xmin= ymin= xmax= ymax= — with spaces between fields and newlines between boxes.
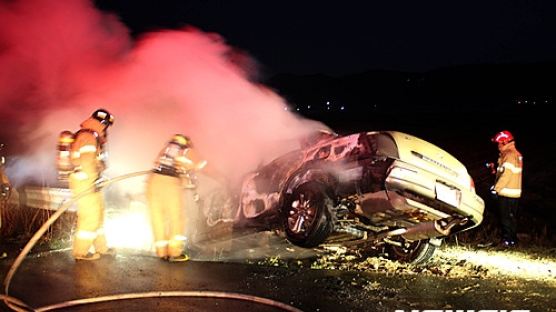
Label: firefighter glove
xmin=490 ymin=185 xmax=497 ymax=195
xmin=485 ymin=162 xmax=496 ymax=175
xmin=94 ymin=176 xmax=107 ymax=192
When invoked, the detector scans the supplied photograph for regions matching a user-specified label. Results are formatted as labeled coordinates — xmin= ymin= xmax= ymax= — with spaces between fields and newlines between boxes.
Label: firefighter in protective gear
xmin=1 ymin=144 xmax=9 ymax=259
xmin=69 ymin=108 xmax=115 ymax=260
xmin=146 ymin=134 xmax=207 ymax=262
xmin=491 ymin=130 xmax=523 ymax=247
xmin=1 ymin=144 xmax=10 ymax=201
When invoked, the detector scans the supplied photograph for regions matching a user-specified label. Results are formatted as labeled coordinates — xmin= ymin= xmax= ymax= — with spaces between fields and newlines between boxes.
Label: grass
xmin=1 ymin=200 xmax=75 ymax=250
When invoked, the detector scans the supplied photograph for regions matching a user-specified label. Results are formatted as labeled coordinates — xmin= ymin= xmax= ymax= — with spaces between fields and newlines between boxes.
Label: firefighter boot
xmin=73 ymin=231 xmax=98 ymax=261
xmin=156 ymin=247 xmax=169 ymax=260
xmin=95 ymin=234 xmax=116 ymax=257
xmin=154 ymin=241 xmax=169 ymax=260
xmin=168 ymin=253 xmax=190 ymax=262
xmin=74 ymin=252 xmax=101 ymax=261
xmin=99 ymin=248 xmax=116 ymax=257
xmin=168 ymin=237 xmax=188 ymax=262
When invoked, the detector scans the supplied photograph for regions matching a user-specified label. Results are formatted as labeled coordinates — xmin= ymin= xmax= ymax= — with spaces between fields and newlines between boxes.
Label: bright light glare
xmin=438 ymin=246 xmax=556 ymax=283
xmin=105 ymin=201 xmax=153 ymax=251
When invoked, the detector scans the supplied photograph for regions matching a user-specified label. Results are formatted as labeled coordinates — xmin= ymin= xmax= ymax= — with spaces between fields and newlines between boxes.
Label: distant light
xmin=326 ymin=101 xmax=330 ymax=105
xmin=296 ymin=108 xmax=300 ymax=111
xmin=307 ymin=105 xmax=311 ymax=109
xmin=284 ymin=107 xmax=288 ymax=111
xmin=327 ymin=107 xmax=330 ymax=110
xmin=340 ymin=106 xmax=345 ymax=110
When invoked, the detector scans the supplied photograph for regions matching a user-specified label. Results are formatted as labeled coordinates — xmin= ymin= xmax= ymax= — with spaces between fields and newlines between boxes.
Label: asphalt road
xmin=0 ymin=232 xmax=554 ymax=312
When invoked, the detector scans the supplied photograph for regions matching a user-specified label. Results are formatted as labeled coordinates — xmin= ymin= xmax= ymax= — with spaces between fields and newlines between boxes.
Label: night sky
xmin=94 ymin=0 xmax=556 ymax=76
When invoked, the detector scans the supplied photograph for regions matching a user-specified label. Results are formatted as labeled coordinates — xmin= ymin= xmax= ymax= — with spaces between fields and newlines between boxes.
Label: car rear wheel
xmin=283 ymin=182 xmax=334 ymax=248
xmin=385 ymin=238 xmax=437 ymax=265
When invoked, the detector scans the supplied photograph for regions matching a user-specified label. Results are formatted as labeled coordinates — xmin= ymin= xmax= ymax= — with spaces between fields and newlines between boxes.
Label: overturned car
xmin=201 ymin=131 xmax=484 ymax=264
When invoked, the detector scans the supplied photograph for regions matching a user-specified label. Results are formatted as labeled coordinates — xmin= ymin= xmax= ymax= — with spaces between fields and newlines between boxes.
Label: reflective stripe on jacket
xmin=494 ymin=142 xmax=523 ymax=198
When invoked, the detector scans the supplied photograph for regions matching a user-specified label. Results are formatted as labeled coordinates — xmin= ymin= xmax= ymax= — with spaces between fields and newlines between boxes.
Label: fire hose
xmin=1 ymin=171 xmax=303 ymax=312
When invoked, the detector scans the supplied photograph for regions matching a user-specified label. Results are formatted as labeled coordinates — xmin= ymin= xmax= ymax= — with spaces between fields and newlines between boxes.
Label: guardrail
xmin=8 ymin=186 xmax=75 ymax=212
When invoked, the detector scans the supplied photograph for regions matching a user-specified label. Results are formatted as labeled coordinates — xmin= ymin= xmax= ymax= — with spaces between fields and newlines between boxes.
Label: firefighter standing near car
xmin=146 ymin=134 xmax=207 ymax=262
xmin=69 ymin=109 xmax=115 ymax=260
xmin=488 ymin=130 xmax=523 ymax=247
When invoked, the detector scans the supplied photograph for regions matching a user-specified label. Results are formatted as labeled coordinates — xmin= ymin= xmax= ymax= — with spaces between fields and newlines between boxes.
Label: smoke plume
xmin=0 ymin=0 xmax=328 ymax=187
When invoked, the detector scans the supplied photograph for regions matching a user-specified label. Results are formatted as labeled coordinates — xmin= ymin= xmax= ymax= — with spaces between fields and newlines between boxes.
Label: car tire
xmin=283 ymin=182 xmax=335 ymax=248
xmin=385 ymin=239 xmax=437 ymax=265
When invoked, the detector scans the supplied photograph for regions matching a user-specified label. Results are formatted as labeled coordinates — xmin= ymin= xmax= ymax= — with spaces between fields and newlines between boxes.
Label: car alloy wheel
xmin=283 ymin=182 xmax=334 ymax=248
xmin=287 ymin=192 xmax=318 ymax=235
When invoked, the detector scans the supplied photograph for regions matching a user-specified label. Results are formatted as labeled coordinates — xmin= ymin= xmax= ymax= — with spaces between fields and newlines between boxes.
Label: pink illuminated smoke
xmin=0 ymin=0 xmax=328 ymax=186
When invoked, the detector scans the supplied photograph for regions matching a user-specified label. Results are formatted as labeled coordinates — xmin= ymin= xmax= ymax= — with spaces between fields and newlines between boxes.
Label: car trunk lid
xmin=386 ymin=131 xmax=471 ymax=189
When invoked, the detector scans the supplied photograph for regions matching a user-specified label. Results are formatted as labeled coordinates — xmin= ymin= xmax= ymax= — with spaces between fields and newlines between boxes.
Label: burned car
xmin=202 ymin=131 xmax=484 ymax=264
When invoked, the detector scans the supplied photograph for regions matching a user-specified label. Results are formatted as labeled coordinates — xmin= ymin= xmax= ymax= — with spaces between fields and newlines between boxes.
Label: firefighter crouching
xmin=490 ymin=130 xmax=523 ymax=247
xmin=147 ymin=134 xmax=207 ymax=262
xmin=69 ymin=109 xmax=115 ymax=261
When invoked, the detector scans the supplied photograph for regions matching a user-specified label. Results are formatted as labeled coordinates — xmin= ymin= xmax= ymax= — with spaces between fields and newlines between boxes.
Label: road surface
xmin=1 ymin=231 xmax=554 ymax=312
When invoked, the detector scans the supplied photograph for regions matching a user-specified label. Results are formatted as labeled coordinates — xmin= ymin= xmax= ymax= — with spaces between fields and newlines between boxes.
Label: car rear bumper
xmin=384 ymin=161 xmax=484 ymax=229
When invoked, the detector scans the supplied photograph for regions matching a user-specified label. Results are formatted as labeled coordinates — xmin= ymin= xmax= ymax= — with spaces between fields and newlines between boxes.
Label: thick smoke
xmin=0 ymin=0 xmax=328 ymax=187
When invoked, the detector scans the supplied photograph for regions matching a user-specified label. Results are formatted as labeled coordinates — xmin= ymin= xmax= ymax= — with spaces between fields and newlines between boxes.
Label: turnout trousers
xmin=146 ymin=172 xmax=186 ymax=258
xmin=497 ymin=195 xmax=519 ymax=242
xmin=69 ymin=172 xmax=108 ymax=257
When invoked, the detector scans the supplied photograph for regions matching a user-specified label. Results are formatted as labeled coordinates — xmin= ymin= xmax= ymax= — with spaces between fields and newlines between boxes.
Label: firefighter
xmin=490 ymin=130 xmax=523 ymax=247
xmin=146 ymin=134 xmax=207 ymax=262
xmin=1 ymin=144 xmax=10 ymax=259
xmin=69 ymin=108 xmax=115 ymax=260
xmin=0 ymin=145 xmax=10 ymax=201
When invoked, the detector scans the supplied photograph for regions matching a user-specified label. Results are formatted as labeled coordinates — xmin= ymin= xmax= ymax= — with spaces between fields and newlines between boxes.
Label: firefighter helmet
xmin=58 ymin=130 xmax=75 ymax=145
xmin=491 ymin=130 xmax=514 ymax=144
xmin=171 ymin=134 xmax=192 ymax=148
xmin=91 ymin=109 xmax=114 ymax=126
